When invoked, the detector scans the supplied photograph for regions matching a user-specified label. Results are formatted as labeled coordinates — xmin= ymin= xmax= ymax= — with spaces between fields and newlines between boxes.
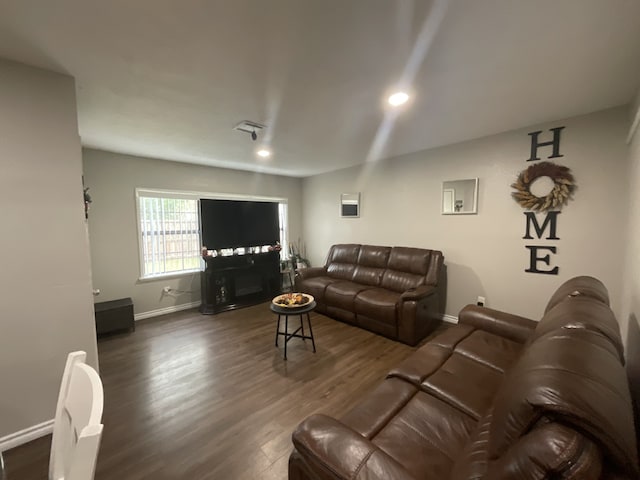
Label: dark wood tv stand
xmin=200 ymin=251 xmax=281 ymax=314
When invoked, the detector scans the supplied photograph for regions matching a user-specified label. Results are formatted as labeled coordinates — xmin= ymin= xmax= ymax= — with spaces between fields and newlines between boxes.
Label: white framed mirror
xmin=442 ymin=178 xmax=478 ymax=215
xmin=340 ymin=193 xmax=360 ymax=217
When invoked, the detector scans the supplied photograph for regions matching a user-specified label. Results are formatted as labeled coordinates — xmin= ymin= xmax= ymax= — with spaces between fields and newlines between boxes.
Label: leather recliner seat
xmin=296 ymin=244 xmax=445 ymax=345
xmin=288 ymin=276 xmax=639 ymax=479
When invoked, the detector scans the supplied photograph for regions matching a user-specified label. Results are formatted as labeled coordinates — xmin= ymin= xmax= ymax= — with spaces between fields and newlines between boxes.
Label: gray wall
xmin=0 ymin=59 xmax=98 ymax=441
xmin=83 ymin=149 xmax=303 ymax=316
xmin=302 ymin=107 xmax=630 ymax=321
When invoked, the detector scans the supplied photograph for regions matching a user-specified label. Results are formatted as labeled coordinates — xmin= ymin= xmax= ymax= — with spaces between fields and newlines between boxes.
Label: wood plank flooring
xmin=4 ymin=304 xmax=445 ymax=479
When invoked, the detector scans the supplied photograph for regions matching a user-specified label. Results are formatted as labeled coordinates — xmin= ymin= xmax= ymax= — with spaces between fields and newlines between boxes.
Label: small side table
xmin=271 ymin=301 xmax=317 ymax=360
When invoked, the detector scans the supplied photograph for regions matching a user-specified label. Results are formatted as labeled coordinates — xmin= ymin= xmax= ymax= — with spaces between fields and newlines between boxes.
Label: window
xmin=278 ymin=203 xmax=288 ymax=258
xmin=136 ymin=189 xmax=289 ymax=279
xmin=137 ymin=191 xmax=201 ymax=278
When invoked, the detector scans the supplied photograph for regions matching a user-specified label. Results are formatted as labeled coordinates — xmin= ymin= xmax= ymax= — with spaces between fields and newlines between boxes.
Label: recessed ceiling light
xmin=256 ymin=149 xmax=271 ymax=158
xmin=388 ymin=91 xmax=409 ymax=106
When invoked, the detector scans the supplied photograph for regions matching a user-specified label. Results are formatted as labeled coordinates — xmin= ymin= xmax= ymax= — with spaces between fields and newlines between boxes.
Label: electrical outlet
xmin=477 ymin=296 xmax=485 ymax=307
xmin=163 ymin=286 xmax=172 ymax=294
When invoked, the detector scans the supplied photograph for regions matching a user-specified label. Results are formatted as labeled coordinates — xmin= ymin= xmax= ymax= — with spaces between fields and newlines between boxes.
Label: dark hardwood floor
xmin=4 ymin=303 xmax=444 ymax=479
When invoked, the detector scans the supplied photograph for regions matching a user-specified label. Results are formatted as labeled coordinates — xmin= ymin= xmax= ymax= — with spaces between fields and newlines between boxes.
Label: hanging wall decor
xmin=514 ymin=126 xmax=575 ymax=276
xmin=511 ymin=161 xmax=575 ymax=212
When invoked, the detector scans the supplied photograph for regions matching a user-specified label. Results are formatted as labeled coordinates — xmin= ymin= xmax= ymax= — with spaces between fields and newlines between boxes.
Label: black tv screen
xmin=200 ymin=199 xmax=280 ymax=250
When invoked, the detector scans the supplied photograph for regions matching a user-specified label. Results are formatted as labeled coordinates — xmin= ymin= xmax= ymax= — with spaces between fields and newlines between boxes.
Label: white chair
xmin=49 ymin=351 xmax=104 ymax=480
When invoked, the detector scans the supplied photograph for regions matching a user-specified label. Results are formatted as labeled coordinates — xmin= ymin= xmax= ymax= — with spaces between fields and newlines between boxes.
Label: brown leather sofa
xmin=289 ymin=276 xmax=639 ymax=479
xmin=295 ymin=244 xmax=445 ymax=346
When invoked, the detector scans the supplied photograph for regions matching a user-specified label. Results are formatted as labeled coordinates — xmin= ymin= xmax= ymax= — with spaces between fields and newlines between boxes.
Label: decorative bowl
xmin=272 ymin=292 xmax=314 ymax=308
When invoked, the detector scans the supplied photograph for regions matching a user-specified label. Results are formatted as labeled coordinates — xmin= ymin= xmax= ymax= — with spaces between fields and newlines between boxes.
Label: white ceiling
xmin=0 ymin=0 xmax=639 ymax=177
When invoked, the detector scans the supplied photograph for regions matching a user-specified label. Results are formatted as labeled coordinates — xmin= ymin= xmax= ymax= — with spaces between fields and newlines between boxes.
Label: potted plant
xmin=289 ymin=238 xmax=310 ymax=270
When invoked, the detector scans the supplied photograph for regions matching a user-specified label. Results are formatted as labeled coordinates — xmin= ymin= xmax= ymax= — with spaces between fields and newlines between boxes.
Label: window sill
xmin=137 ymin=269 xmax=201 ymax=283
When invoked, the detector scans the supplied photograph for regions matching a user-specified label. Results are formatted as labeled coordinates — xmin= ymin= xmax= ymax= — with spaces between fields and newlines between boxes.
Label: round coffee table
xmin=270 ymin=300 xmax=317 ymax=360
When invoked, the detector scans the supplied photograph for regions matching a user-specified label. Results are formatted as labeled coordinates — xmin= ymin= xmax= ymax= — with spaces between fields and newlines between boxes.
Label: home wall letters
xmin=512 ymin=127 xmax=575 ymax=275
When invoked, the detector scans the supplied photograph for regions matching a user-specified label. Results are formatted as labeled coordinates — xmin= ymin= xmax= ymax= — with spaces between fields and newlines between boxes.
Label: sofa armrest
xmin=296 ymin=267 xmax=326 ymax=282
xmin=292 ymin=414 xmax=417 ymax=480
xmin=401 ymin=285 xmax=437 ymax=301
xmin=458 ymin=304 xmax=537 ymax=343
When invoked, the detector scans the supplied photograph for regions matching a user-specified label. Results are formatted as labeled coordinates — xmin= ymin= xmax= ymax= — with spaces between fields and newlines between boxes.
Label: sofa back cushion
xmin=487 ymin=328 xmax=639 ymax=477
xmin=381 ymin=247 xmax=432 ymax=293
xmin=544 ymin=275 xmax=609 ymax=313
xmin=325 ymin=244 xmax=360 ymax=280
xmin=324 ymin=244 xmax=443 ymax=292
xmin=352 ymin=245 xmax=391 ymax=287
xmin=529 ymin=296 xmax=625 ymax=362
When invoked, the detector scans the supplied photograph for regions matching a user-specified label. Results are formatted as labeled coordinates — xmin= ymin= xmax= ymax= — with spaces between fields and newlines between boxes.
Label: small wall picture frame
xmin=340 ymin=193 xmax=360 ymax=218
xmin=442 ymin=178 xmax=479 ymax=215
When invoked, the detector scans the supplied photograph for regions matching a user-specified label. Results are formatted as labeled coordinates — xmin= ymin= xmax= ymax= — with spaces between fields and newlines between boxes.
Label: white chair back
xmin=49 ymin=351 xmax=104 ymax=480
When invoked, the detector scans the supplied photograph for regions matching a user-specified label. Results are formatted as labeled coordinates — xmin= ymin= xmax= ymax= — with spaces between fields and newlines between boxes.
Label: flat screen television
xmin=200 ymin=199 xmax=280 ymax=250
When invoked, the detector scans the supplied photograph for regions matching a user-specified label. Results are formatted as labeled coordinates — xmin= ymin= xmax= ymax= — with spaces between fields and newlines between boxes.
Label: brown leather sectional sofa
xmin=295 ymin=244 xmax=445 ymax=346
xmin=289 ymin=276 xmax=639 ymax=479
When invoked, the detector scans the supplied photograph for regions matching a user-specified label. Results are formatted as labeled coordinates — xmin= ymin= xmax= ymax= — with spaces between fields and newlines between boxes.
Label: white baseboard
xmin=134 ymin=300 xmax=201 ymax=321
xmin=0 ymin=419 xmax=53 ymax=452
xmin=442 ymin=314 xmax=458 ymax=324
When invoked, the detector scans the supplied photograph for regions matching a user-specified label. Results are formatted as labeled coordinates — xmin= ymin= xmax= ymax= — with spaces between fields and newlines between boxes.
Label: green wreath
xmin=511 ymin=161 xmax=575 ymax=212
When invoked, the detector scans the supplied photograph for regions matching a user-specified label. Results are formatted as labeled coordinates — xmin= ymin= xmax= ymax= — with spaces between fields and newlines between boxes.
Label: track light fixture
xmin=234 ymin=120 xmax=266 ymax=142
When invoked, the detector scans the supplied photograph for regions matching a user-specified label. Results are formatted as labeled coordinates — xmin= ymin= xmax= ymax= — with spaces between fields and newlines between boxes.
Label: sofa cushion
xmin=489 ymin=328 xmax=639 ymax=476
xmin=379 ymin=247 xmax=431 ymax=293
xmin=352 ymin=246 xmax=391 ymax=287
xmin=326 ymin=262 xmax=357 ymax=281
xmin=388 ymin=343 xmax=452 ymax=385
xmin=380 ymin=270 xmax=425 ymax=294
xmin=328 ymin=243 xmax=361 ymax=263
xmin=352 ymin=266 xmax=386 ymax=287
xmin=357 ymin=245 xmax=391 ymax=269
xmin=455 ymin=330 xmax=523 ymax=373
xmin=388 ymin=326 xmax=519 ymax=381
xmin=389 ymin=327 xmax=508 ymax=421
xmin=387 ymin=325 xmax=476 ymax=386
xmin=340 ymin=376 xmax=477 ymax=477
xmin=529 ymin=296 xmax=624 ymax=362
xmin=298 ymin=275 xmax=339 ymax=301
xmin=324 ymin=281 xmax=370 ymax=311
xmin=421 ymin=352 xmax=504 ymax=420
xmin=544 ymin=275 xmax=609 ymax=313
xmin=354 ymin=288 xmax=400 ymax=325
xmin=387 ymin=247 xmax=431 ymax=275
xmin=290 ymin=415 xmax=417 ymax=480
xmin=428 ymin=323 xmax=475 ymax=349
xmin=370 ymin=390 xmax=476 ymax=478
xmin=341 ymin=377 xmax=418 ymax=438
xmin=326 ymin=244 xmax=360 ymax=280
